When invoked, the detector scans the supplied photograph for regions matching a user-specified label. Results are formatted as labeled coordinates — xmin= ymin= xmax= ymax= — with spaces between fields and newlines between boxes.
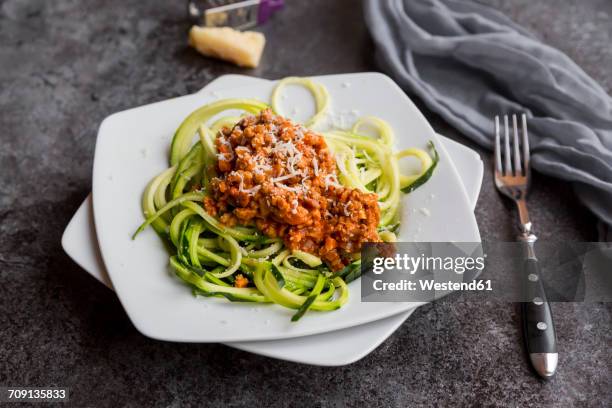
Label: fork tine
xmin=504 ymin=115 xmax=512 ymax=176
xmin=512 ymin=114 xmax=522 ymax=176
xmin=522 ymin=114 xmax=530 ymax=172
xmin=494 ymin=116 xmax=502 ymax=173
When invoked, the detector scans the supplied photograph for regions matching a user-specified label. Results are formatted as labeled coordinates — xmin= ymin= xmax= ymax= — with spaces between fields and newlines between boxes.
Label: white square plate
xmin=91 ymin=73 xmax=481 ymax=342
xmin=64 ymin=71 xmax=483 ymax=365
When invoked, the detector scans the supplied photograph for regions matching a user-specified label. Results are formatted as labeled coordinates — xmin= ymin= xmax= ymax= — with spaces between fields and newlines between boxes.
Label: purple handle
xmin=258 ymin=0 xmax=284 ymax=24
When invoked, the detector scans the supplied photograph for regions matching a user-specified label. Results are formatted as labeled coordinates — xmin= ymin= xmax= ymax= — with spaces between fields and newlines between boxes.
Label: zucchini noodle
xmin=133 ymin=77 xmax=438 ymax=321
xmin=271 ymin=76 xmax=329 ymax=128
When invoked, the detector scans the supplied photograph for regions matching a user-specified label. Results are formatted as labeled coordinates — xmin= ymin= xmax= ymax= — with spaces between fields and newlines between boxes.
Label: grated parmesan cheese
xmin=275 ymin=183 xmax=303 ymax=193
xmin=216 ymin=152 xmax=234 ymax=161
xmin=232 ymin=171 xmax=261 ymax=196
xmin=291 ymin=199 xmax=298 ymax=214
xmin=241 ymin=185 xmax=261 ymax=195
xmin=300 ymin=176 xmax=310 ymax=190
xmin=324 ymin=174 xmax=342 ymax=189
xmin=294 ymin=127 xmax=305 ymax=141
xmin=343 ymin=202 xmax=353 ymax=216
xmin=272 ymin=174 xmax=296 ymax=183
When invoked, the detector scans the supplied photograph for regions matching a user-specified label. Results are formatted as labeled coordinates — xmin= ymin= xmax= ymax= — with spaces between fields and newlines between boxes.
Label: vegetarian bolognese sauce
xmin=205 ymin=109 xmax=380 ymax=271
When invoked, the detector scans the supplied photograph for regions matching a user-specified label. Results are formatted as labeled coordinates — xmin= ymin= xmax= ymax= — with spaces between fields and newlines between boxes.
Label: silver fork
xmin=494 ymin=114 xmax=558 ymax=379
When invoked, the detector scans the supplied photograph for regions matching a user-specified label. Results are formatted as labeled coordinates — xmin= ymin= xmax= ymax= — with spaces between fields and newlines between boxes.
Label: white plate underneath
xmin=91 ymin=72 xmax=481 ymax=343
xmin=63 ymin=72 xmax=482 ymax=366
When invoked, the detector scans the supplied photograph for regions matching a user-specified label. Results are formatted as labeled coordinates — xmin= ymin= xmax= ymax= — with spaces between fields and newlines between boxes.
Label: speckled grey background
xmin=0 ymin=0 xmax=611 ymax=406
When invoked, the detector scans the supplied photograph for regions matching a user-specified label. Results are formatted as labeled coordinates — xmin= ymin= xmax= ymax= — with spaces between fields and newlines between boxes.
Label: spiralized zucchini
xmin=271 ymin=76 xmax=329 ymax=128
xmin=133 ymin=78 xmax=438 ymax=321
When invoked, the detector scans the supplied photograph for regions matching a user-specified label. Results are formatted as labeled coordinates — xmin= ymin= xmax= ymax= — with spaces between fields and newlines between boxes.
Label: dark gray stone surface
xmin=0 ymin=0 xmax=610 ymax=406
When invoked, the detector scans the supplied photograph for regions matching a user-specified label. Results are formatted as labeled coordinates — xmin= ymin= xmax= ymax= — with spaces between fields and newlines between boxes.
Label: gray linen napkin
xmin=363 ymin=0 xmax=612 ymax=239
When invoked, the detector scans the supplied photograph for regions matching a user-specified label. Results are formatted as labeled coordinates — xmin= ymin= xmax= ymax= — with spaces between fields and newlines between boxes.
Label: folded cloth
xmin=364 ymin=0 xmax=612 ymax=239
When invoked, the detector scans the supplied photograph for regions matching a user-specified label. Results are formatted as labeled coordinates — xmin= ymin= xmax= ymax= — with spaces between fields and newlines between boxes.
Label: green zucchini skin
xmin=400 ymin=141 xmax=439 ymax=194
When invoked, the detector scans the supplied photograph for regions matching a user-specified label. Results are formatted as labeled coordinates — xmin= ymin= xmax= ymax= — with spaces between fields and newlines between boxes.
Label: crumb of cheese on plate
xmin=188 ymin=26 xmax=265 ymax=68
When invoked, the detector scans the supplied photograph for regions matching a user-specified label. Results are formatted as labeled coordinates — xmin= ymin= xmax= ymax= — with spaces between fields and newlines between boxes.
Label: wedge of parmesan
xmin=188 ymin=26 xmax=265 ymax=68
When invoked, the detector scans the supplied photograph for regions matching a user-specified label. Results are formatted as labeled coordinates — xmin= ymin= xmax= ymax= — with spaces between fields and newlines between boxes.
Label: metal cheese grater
xmin=188 ymin=0 xmax=284 ymax=30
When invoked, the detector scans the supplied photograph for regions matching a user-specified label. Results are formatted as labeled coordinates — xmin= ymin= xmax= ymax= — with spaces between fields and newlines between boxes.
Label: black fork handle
xmin=520 ymin=241 xmax=558 ymax=378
